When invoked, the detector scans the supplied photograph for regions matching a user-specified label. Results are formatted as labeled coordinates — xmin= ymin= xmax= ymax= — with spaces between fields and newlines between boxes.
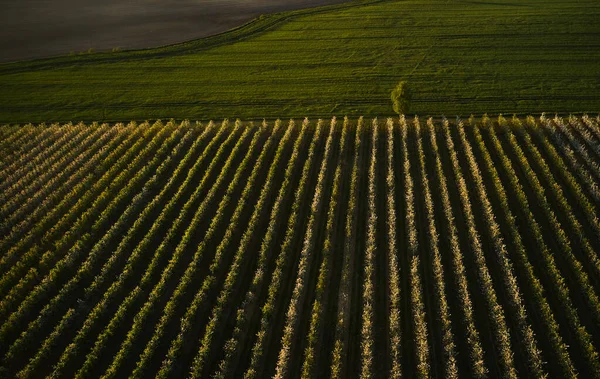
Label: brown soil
xmin=0 ymin=0 xmax=350 ymax=62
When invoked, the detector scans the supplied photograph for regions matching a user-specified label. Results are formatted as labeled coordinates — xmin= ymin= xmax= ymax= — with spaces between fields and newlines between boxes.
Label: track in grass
xmin=1 ymin=0 xmax=600 ymax=122
xmin=1 ymin=115 xmax=600 ymax=378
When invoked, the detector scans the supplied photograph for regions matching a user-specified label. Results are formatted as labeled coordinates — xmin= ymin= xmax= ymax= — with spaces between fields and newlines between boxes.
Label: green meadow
xmin=1 ymin=0 xmax=599 ymax=123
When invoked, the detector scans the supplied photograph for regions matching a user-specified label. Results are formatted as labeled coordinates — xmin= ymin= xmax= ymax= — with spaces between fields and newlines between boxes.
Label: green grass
xmin=1 ymin=0 xmax=599 ymax=123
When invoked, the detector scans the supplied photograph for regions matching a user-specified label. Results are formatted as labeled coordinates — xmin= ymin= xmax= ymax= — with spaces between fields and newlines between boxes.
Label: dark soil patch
xmin=0 ymin=0 xmax=350 ymax=62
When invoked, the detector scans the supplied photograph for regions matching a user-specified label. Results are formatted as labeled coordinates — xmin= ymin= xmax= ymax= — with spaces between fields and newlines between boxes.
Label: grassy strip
xmin=0 ymin=0 xmax=383 ymax=74
xmin=3 ymin=1 xmax=599 ymax=122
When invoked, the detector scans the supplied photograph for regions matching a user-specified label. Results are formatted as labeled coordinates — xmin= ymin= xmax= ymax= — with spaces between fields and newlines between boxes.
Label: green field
xmin=1 ymin=0 xmax=599 ymax=123
xmin=1 ymin=115 xmax=600 ymax=378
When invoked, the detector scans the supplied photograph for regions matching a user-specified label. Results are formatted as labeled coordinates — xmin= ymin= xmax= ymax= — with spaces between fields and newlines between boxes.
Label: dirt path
xmin=0 ymin=0 xmax=350 ymax=62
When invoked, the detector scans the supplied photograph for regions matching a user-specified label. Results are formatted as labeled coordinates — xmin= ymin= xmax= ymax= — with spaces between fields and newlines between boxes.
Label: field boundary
xmin=0 ymin=0 xmax=386 ymax=74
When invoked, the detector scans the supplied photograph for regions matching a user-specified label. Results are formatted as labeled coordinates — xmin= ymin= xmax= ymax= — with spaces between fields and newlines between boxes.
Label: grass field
xmin=1 ymin=0 xmax=599 ymax=123
xmin=1 ymin=115 xmax=600 ymax=378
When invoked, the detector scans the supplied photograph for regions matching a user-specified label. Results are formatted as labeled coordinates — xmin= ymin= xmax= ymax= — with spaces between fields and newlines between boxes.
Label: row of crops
xmin=1 ymin=114 xmax=599 ymax=378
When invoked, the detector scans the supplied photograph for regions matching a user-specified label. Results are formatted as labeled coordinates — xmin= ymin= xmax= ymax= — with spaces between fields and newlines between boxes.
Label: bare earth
xmin=0 ymin=0 xmax=350 ymax=62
